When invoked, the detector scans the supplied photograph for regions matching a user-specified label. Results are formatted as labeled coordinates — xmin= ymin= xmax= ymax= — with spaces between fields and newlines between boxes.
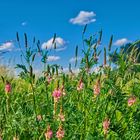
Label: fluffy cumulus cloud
xmin=0 ymin=41 xmax=13 ymax=51
xmin=70 ymin=11 xmax=96 ymax=25
xmin=69 ymin=57 xmax=81 ymax=63
xmin=63 ymin=67 xmax=80 ymax=74
xmin=42 ymin=37 xmax=66 ymax=50
xmin=114 ymin=38 xmax=129 ymax=46
xmin=47 ymin=55 xmax=60 ymax=62
xmin=55 ymin=47 xmax=67 ymax=52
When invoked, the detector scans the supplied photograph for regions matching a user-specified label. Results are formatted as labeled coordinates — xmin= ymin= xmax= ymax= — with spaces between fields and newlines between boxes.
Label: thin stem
xmin=30 ymin=83 xmax=37 ymax=121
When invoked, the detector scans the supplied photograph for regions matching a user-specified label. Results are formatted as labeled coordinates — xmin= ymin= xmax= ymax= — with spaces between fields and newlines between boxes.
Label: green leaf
xmin=32 ymin=53 xmax=36 ymax=62
xmin=15 ymin=64 xmax=28 ymax=73
xmin=1 ymin=76 xmax=5 ymax=83
xmin=116 ymin=110 xmax=123 ymax=121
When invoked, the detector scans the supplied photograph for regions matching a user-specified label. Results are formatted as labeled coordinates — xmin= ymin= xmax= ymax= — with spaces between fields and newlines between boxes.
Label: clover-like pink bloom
xmin=93 ymin=84 xmax=100 ymax=96
xmin=128 ymin=97 xmax=136 ymax=107
xmin=77 ymin=81 xmax=84 ymax=91
xmin=52 ymin=89 xmax=61 ymax=102
xmin=45 ymin=125 xmax=53 ymax=139
xmin=58 ymin=113 xmax=65 ymax=122
xmin=103 ymin=118 xmax=110 ymax=135
xmin=5 ymin=82 xmax=11 ymax=93
xmin=93 ymin=80 xmax=100 ymax=96
xmin=56 ymin=126 xmax=65 ymax=139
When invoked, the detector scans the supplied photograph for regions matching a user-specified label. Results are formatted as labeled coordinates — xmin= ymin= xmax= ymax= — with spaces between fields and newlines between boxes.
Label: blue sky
xmin=0 ymin=0 xmax=140 ymax=72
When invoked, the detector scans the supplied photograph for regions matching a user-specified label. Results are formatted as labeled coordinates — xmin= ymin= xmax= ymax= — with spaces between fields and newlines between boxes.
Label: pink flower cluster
xmin=58 ymin=113 xmax=65 ymax=122
xmin=128 ymin=97 xmax=136 ymax=107
xmin=93 ymin=81 xmax=100 ymax=96
xmin=56 ymin=126 xmax=65 ymax=139
xmin=45 ymin=125 xmax=53 ymax=140
xmin=44 ymin=125 xmax=65 ymax=140
xmin=77 ymin=80 xmax=84 ymax=91
xmin=103 ymin=118 xmax=110 ymax=135
xmin=93 ymin=85 xmax=100 ymax=96
xmin=52 ymin=89 xmax=62 ymax=102
xmin=5 ymin=82 xmax=11 ymax=93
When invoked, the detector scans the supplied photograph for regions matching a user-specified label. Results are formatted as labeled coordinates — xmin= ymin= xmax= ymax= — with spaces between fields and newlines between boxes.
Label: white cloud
xmin=63 ymin=67 xmax=80 ymax=74
xmin=73 ymin=68 xmax=80 ymax=73
xmin=69 ymin=57 xmax=81 ymax=63
xmin=70 ymin=11 xmax=96 ymax=25
xmin=114 ymin=38 xmax=129 ymax=46
xmin=21 ymin=21 xmax=27 ymax=26
xmin=42 ymin=37 xmax=66 ymax=49
xmin=0 ymin=42 xmax=13 ymax=51
xmin=63 ymin=67 xmax=69 ymax=72
xmin=55 ymin=47 xmax=67 ymax=52
xmin=47 ymin=55 xmax=60 ymax=62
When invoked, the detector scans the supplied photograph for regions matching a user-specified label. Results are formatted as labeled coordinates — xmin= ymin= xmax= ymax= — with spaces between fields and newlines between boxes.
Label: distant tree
xmin=109 ymin=40 xmax=140 ymax=63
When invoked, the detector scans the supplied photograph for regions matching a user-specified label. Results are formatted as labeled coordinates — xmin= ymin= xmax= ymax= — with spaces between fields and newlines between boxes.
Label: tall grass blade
xmin=52 ymin=33 xmax=56 ymax=44
xmin=98 ymin=29 xmax=102 ymax=44
xmin=108 ymin=35 xmax=113 ymax=51
xmin=75 ymin=46 xmax=78 ymax=67
xmin=83 ymin=24 xmax=87 ymax=35
xmin=104 ymin=47 xmax=107 ymax=65
xmin=24 ymin=33 xmax=28 ymax=48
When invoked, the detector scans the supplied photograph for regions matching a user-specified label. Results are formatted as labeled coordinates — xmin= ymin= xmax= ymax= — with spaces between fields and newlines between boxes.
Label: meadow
xmin=0 ymin=29 xmax=140 ymax=140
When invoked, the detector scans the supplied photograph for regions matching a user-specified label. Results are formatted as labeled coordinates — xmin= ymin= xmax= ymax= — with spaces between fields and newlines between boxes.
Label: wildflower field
xmin=0 ymin=30 xmax=140 ymax=140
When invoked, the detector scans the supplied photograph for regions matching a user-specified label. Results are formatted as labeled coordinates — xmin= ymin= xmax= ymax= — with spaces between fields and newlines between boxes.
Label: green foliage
xmin=109 ymin=40 xmax=140 ymax=63
xmin=0 ymin=32 xmax=140 ymax=140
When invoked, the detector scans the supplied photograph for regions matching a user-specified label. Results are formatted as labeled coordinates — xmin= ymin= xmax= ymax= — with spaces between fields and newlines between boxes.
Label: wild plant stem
xmin=6 ymin=95 xmax=9 ymax=114
xmin=30 ymin=83 xmax=37 ymax=121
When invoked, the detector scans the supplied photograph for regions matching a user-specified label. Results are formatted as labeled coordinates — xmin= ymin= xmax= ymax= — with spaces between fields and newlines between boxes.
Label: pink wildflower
xmin=77 ymin=80 xmax=84 ymax=91
xmin=56 ymin=126 xmax=65 ymax=139
xmin=45 ymin=125 xmax=53 ymax=140
xmin=94 ymin=85 xmax=100 ymax=96
xmin=58 ymin=113 xmax=65 ymax=122
xmin=93 ymin=80 xmax=100 ymax=96
xmin=103 ymin=118 xmax=110 ymax=135
xmin=5 ymin=82 xmax=11 ymax=93
xmin=52 ymin=89 xmax=61 ymax=102
xmin=128 ymin=97 xmax=136 ymax=107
